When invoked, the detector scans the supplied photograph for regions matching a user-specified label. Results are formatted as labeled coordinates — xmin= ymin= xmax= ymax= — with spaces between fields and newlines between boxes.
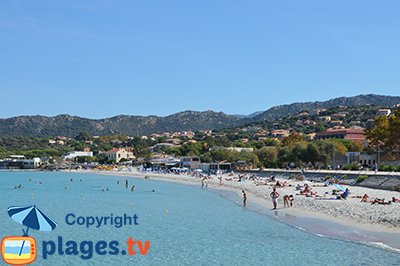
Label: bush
xmin=379 ymin=165 xmax=396 ymax=172
xmin=342 ymin=163 xmax=359 ymax=171
xmin=356 ymin=175 xmax=369 ymax=183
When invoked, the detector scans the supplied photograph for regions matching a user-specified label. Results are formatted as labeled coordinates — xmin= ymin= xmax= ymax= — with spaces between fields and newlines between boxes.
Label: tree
xmin=281 ymin=133 xmax=304 ymax=147
xmin=303 ymin=143 xmax=320 ymax=165
xmin=256 ymin=147 xmax=278 ymax=168
xmin=366 ymin=115 xmax=389 ymax=147
xmin=366 ymin=111 xmax=400 ymax=159
xmin=317 ymin=139 xmax=347 ymax=167
xmin=387 ymin=111 xmax=400 ymax=158
xmin=74 ymin=131 xmax=92 ymax=141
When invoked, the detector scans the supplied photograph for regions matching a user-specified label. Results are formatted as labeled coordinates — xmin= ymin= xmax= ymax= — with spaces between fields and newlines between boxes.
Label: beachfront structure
xmin=315 ymin=128 xmax=366 ymax=144
xmin=200 ymin=162 xmax=232 ymax=173
xmin=346 ymin=152 xmax=378 ymax=166
xmin=104 ymin=148 xmax=135 ymax=163
xmin=180 ymin=156 xmax=201 ymax=169
xmin=63 ymin=151 xmax=94 ymax=160
xmin=145 ymin=157 xmax=180 ymax=170
xmin=0 ymin=157 xmax=41 ymax=169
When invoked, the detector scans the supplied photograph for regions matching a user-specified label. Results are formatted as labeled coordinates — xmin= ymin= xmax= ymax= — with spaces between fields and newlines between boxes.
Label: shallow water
xmin=0 ymin=171 xmax=399 ymax=265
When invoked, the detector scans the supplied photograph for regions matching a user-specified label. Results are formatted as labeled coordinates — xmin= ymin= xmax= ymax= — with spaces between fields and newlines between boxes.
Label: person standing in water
xmin=242 ymin=190 xmax=247 ymax=207
xmin=270 ymin=188 xmax=280 ymax=210
xmin=125 ymin=179 xmax=128 ymax=189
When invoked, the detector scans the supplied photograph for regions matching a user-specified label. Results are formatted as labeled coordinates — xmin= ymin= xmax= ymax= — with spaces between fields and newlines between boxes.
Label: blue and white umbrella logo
xmin=7 ymin=205 xmax=56 ymax=257
xmin=8 ymin=205 xmax=57 ymax=236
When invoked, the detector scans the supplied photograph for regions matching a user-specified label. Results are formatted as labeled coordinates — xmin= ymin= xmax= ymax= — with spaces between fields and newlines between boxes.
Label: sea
xmin=0 ymin=171 xmax=399 ymax=265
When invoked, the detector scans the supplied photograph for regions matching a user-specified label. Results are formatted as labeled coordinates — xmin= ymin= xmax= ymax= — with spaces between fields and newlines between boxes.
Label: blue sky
xmin=1 ymin=0 xmax=399 ymax=118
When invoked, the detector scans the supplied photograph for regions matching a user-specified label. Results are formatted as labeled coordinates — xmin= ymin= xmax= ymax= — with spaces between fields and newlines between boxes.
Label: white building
xmin=63 ymin=151 xmax=93 ymax=160
xmin=377 ymin=109 xmax=391 ymax=117
xmin=210 ymin=146 xmax=254 ymax=152
xmin=104 ymin=148 xmax=135 ymax=163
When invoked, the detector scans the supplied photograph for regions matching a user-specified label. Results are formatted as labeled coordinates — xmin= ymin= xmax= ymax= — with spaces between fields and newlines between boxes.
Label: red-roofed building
xmin=315 ymin=128 xmax=366 ymax=144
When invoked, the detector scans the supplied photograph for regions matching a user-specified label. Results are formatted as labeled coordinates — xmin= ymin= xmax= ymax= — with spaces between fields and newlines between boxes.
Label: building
xmin=315 ymin=128 xmax=366 ymax=144
xmin=377 ymin=109 xmax=391 ymax=117
xmin=270 ymin=130 xmax=290 ymax=138
xmin=310 ymin=108 xmax=327 ymax=115
xmin=318 ymin=116 xmax=332 ymax=122
xmin=145 ymin=157 xmax=180 ymax=170
xmin=63 ymin=151 xmax=93 ymax=160
xmin=104 ymin=148 xmax=135 ymax=163
xmin=305 ymin=133 xmax=316 ymax=141
xmin=329 ymin=120 xmax=343 ymax=126
xmin=0 ymin=156 xmax=41 ymax=169
xmin=346 ymin=152 xmax=377 ymax=166
xmin=180 ymin=157 xmax=201 ymax=169
xmin=200 ymin=162 xmax=232 ymax=173
xmin=210 ymin=146 xmax=254 ymax=153
xmin=331 ymin=113 xmax=347 ymax=119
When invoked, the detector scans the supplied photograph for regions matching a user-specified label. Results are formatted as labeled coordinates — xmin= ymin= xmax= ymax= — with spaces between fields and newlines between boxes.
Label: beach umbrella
xmin=334 ymin=184 xmax=346 ymax=192
xmin=8 ymin=205 xmax=57 ymax=235
xmin=8 ymin=205 xmax=56 ymax=256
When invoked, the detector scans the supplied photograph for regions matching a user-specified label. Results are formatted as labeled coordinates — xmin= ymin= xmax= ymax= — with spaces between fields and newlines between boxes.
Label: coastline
xmin=76 ymin=169 xmax=400 ymax=252
xmin=66 ymin=169 xmax=400 ymax=232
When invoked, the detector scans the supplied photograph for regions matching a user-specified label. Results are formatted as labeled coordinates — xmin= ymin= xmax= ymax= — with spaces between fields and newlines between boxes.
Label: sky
xmin=1 ymin=0 xmax=399 ymax=119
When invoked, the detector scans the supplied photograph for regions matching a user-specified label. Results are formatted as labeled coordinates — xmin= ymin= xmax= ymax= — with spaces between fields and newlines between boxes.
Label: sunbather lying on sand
xmin=371 ymin=198 xmax=391 ymax=205
xmin=392 ymin=197 xmax=400 ymax=203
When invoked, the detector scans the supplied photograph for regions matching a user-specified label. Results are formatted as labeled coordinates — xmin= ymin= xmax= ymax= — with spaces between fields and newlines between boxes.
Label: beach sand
xmin=69 ymin=168 xmax=400 ymax=234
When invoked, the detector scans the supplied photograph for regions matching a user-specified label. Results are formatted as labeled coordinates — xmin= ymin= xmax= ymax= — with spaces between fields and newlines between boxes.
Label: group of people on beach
xmin=240 ymin=186 xmax=294 ymax=210
xmin=360 ymin=194 xmax=400 ymax=205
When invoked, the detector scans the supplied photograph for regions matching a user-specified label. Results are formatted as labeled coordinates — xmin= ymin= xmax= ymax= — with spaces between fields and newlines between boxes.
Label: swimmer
xmin=131 ymin=185 xmax=135 ymax=192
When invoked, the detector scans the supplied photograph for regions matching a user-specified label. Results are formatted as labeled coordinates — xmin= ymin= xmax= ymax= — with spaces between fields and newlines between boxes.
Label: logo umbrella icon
xmin=7 ymin=205 xmax=57 ymax=257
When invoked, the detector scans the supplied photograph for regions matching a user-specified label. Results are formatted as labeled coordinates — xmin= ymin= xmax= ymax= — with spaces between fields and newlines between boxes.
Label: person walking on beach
xmin=201 ymin=177 xmax=205 ymax=189
xmin=242 ymin=190 xmax=247 ymax=207
xmin=270 ymin=188 xmax=280 ymax=210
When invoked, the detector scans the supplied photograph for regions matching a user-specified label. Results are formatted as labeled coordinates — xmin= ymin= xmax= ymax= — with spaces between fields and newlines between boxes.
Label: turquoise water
xmin=0 ymin=171 xmax=399 ymax=266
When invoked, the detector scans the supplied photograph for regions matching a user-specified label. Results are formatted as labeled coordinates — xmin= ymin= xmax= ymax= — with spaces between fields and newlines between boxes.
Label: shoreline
xmin=77 ymin=169 xmax=400 ymax=252
xmin=66 ymin=169 xmax=400 ymax=232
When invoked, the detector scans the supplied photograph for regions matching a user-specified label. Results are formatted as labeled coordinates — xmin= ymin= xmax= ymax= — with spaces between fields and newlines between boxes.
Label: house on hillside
xmin=270 ymin=129 xmax=290 ymax=138
xmin=315 ymin=127 xmax=366 ymax=144
xmin=377 ymin=109 xmax=391 ymax=117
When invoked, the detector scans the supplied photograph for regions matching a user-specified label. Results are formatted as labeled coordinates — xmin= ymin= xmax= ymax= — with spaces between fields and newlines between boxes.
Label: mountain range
xmin=0 ymin=94 xmax=399 ymax=137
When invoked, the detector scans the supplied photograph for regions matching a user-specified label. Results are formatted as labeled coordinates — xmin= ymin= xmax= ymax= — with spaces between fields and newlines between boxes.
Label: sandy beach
xmin=69 ymin=168 xmax=400 ymax=234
